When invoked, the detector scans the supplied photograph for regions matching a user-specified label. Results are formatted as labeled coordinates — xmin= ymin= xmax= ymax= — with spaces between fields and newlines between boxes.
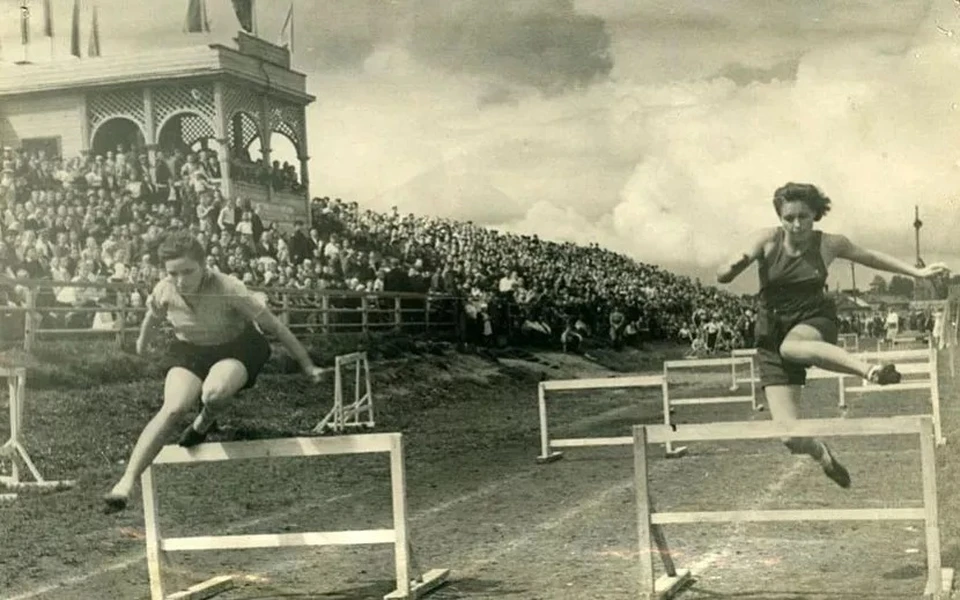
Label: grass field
xmin=0 ymin=339 xmax=957 ymax=599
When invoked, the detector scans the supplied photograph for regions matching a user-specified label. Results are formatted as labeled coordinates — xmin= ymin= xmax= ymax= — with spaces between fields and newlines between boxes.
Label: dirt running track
xmin=1 ymin=348 xmax=959 ymax=600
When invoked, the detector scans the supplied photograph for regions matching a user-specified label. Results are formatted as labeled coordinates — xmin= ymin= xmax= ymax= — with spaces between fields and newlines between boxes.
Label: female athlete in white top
xmin=104 ymin=232 xmax=324 ymax=513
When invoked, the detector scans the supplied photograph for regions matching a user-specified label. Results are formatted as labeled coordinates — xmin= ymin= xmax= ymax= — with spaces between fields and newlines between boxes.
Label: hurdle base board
xmin=652 ymin=569 xmax=693 ymax=600
xmin=664 ymin=446 xmax=688 ymax=459
xmin=0 ymin=478 xmax=77 ymax=491
xmin=383 ymin=568 xmax=450 ymax=600
xmin=845 ymin=382 xmax=932 ymax=393
xmin=312 ymin=421 xmax=375 ymax=435
xmin=165 ymin=575 xmax=235 ymax=600
xmin=923 ymin=568 xmax=954 ymax=600
xmin=536 ymin=451 xmax=564 ymax=464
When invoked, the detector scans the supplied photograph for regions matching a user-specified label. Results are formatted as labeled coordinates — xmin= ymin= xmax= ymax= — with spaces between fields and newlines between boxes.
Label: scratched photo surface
xmin=0 ymin=1 xmax=959 ymax=599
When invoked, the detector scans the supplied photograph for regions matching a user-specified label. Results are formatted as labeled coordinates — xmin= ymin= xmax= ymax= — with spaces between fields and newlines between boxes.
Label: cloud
xmin=7 ymin=0 xmax=960 ymax=293
xmin=608 ymin=34 xmax=960 ymax=276
xmin=408 ymin=0 xmax=613 ymax=94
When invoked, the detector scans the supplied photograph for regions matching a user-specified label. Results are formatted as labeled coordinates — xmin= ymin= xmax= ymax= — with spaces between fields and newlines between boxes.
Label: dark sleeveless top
xmin=757 ymin=229 xmax=833 ymax=317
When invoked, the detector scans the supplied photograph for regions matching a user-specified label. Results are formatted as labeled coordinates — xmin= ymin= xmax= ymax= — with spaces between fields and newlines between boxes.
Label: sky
xmin=3 ymin=0 xmax=960 ymax=294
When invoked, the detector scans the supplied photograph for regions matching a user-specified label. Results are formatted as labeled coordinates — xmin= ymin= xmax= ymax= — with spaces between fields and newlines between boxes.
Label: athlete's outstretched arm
xmin=253 ymin=309 xmax=324 ymax=382
xmin=832 ymin=235 xmax=950 ymax=279
xmin=717 ymin=229 xmax=770 ymax=284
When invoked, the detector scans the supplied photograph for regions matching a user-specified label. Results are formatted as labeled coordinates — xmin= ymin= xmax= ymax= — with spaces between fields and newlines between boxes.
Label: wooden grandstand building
xmin=0 ymin=32 xmax=314 ymax=230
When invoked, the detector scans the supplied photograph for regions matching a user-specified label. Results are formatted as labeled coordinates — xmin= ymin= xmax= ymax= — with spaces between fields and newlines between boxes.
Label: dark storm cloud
xmin=714 ymin=59 xmax=800 ymax=85
xmin=406 ymin=0 xmax=613 ymax=94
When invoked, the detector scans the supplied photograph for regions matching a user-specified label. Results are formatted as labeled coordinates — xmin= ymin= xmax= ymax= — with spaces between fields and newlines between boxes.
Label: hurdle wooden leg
xmin=334 ymin=357 xmax=344 ymax=432
xmin=919 ymin=417 xmax=951 ymax=599
xmin=352 ymin=360 xmax=362 ymax=429
xmin=749 ymin=360 xmax=762 ymax=411
xmin=634 ymin=426 xmax=656 ymax=600
xmin=634 ymin=427 xmax=691 ymax=600
xmin=729 ymin=355 xmax=739 ymax=391
xmin=536 ymin=384 xmax=563 ymax=463
xmin=661 ymin=379 xmax=687 ymax=459
xmin=930 ymin=348 xmax=945 ymax=446
xmin=142 ymin=466 xmax=166 ymax=600
xmin=384 ymin=435 xmax=450 ymax=599
xmin=363 ymin=353 xmax=375 ymax=428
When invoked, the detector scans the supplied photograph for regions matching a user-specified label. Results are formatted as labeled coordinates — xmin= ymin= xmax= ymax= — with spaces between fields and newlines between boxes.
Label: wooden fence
xmin=0 ymin=278 xmax=462 ymax=352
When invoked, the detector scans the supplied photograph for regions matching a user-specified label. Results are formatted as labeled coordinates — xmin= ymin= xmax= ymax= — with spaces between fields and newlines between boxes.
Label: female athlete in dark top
xmin=717 ymin=183 xmax=949 ymax=488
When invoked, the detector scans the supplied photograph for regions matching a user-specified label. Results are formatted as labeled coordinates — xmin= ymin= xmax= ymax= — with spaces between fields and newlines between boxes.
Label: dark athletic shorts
xmin=169 ymin=325 xmax=272 ymax=390
xmin=755 ymin=307 xmax=838 ymax=388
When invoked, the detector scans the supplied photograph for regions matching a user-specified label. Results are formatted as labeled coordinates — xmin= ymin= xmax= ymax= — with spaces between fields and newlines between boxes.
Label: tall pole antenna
xmin=914 ymin=204 xmax=925 ymax=268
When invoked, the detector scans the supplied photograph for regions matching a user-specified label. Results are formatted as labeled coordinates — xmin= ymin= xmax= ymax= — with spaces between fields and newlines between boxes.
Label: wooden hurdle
xmin=0 ymin=367 xmax=76 ymax=500
xmin=313 ymin=352 xmax=375 ymax=435
xmin=728 ymin=348 xmax=759 ymax=390
xmin=141 ymin=433 xmax=449 ymax=600
xmin=663 ymin=357 xmax=761 ymax=458
xmin=880 ymin=333 xmax=932 ymax=352
xmin=838 ymin=332 xmax=859 ymax=352
xmin=536 ymin=375 xmax=663 ymax=463
xmin=808 ymin=346 xmax=944 ymax=446
xmin=633 ymin=416 xmax=953 ymax=600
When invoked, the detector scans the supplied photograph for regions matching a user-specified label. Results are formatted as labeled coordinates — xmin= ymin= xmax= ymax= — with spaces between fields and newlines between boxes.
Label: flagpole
xmin=45 ymin=0 xmax=53 ymax=60
xmin=20 ymin=0 xmax=30 ymax=64
xmin=251 ymin=0 xmax=258 ymax=37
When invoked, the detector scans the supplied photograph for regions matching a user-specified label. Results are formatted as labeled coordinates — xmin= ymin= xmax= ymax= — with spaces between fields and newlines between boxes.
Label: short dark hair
xmin=772 ymin=183 xmax=832 ymax=221
xmin=157 ymin=231 xmax=205 ymax=263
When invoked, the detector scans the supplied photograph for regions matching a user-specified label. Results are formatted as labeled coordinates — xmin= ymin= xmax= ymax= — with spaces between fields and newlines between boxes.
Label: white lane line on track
xmin=4 ymin=390 xmax=893 ymax=599
xmin=2 ymin=386 xmax=634 ymax=600
xmin=0 ymin=491 xmax=359 ymax=600
xmin=684 ymin=456 xmax=807 ymax=577
xmin=2 ymin=458 xmax=539 ymax=600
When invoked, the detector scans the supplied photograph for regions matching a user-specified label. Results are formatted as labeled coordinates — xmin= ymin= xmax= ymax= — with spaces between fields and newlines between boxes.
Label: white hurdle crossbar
xmin=663 ymin=357 xmax=760 ymax=458
xmin=0 ymin=367 xmax=76 ymax=499
xmin=633 ymin=416 xmax=953 ymax=600
xmin=142 ymin=433 xmax=449 ymax=600
xmin=537 ymin=375 xmax=663 ymax=463
xmin=809 ymin=347 xmax=944 ymax=446
xmin=313 ymin=352 xmax=375 ymax=434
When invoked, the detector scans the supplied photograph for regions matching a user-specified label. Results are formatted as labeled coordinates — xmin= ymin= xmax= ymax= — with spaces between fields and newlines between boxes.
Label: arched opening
xmin=91 ymin=117 xmax=145 ymax=158
xmin=158 ymin=111 xmax=220 ymax=178
xmin=265 ymin=132 xmax=302 ymax=193
xmin=157 ymin=112 xmax=217 ymax=155
xmin=229 ymin=112 xmax=265 ymax=186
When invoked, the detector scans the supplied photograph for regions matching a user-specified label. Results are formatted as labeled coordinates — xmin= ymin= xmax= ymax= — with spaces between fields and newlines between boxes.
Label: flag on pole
xmin=20 ymin=1 xmax=31 ymax=46
xmin=279 ymin=3 xmax=294 ymax=52
xmin=231 ymin=0 xmax=254 ymax=33
xmin=88 ymin=5 xmax=100 ymax=57
xmin=70 ymin=0 xmax=81 ymax=57
xmin=43 ymin=0 xmax=53 ymax=37
xmin=184 ymin=0 xmax=210 ymax=33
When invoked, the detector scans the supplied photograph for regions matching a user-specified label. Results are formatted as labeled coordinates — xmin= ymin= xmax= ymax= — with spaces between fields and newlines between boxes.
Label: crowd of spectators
xmin=0 ymin=141 xmax=359 ymax=337
xmin=838 ymin=310 xmax=937 ymax=340
xmin=0 ymin=140 xmax=841 ymax=354
xmin=307 ymin=198 xmax=757 ymax=350
xmin=229 ymin=145 xmax=304 ymax=193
